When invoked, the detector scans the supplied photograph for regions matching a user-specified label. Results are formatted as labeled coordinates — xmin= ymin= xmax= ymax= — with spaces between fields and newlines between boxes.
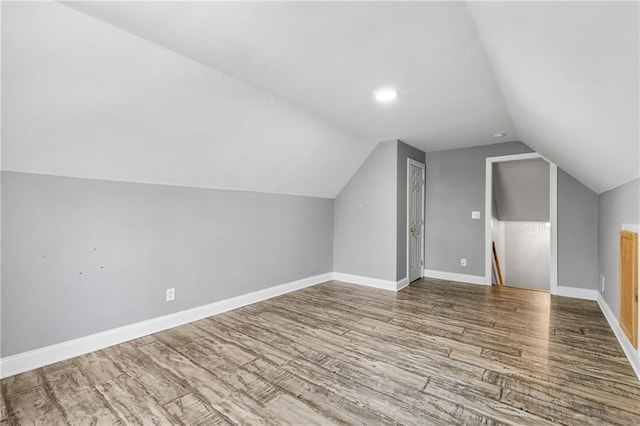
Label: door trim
xmin=484 ymin=152 xmax=558 ymax=294
xmin=407 ymin=158 xmax=426 ymax=283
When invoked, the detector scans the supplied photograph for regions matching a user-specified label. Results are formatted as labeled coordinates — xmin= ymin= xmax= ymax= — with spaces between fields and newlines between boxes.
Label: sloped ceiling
xmin=2 ymin=2 xmax=638 ymax=196
xmin=63 ymin=1 xmax=517 ymax=151
xmin=1 ymin=2 xmax=372 ymax=198
xmin=467 ymin=1 xmax=639 ymax=193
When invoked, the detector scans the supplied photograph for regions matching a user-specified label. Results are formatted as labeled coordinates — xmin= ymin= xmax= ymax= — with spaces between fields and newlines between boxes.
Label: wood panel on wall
xmin=620 ymin=230 xmax=638 ymax=348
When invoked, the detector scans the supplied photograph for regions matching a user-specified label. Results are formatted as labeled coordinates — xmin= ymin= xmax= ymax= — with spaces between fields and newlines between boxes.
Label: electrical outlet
xmin=471 ymin=211 xmax=481 ymax=219
xmin=460 ymin=258 xmax=467 ymax=267
xmin=600 ymin=275 xmax=605 ymax=293
xmin=166 ymin=288 xmax=175 ymax=302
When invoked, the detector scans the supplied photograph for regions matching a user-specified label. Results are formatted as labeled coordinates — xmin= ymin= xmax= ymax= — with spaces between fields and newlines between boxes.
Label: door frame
xmin=407 ymin=158 xmax=426 ymax=283
xmin=484 ymin=152 xmax=558 ymax=294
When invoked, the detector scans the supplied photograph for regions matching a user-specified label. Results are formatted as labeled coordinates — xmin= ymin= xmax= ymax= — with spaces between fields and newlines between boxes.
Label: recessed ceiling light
xmin=493 ymin=132 xmax=506 ymax=138
xmin=374 ymin=88 xmax=398 ymax=102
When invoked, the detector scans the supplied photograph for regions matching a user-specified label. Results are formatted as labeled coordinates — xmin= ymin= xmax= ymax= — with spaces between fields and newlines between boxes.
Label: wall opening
xmin=485 ymin=153 xmax=558 ymax=294
xmin=491 ymin=159 xmax=550 ymax=291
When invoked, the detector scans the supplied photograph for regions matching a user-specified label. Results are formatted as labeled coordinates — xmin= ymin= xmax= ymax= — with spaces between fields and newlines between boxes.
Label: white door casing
xmin=408 ymin=159 xmax=425 ymax=283
xmin=484 ymin=152 xmax=558 ymax=294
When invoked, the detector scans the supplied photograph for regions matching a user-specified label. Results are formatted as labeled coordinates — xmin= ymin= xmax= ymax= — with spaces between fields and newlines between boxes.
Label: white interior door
xmin=408 ymin=161 xmax=425 ymax=283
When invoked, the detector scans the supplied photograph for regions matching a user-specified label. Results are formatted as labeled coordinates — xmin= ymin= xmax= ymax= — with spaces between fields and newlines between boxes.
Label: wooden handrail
xmin=492 ymin=241 xmax=504 ymax=286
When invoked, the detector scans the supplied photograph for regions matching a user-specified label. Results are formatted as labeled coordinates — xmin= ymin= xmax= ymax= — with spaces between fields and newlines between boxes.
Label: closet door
xmin=620 ymin=230 xmax=638 ymax=348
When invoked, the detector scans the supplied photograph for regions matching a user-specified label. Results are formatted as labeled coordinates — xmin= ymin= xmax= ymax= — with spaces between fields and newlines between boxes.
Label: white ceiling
xmin=64 ymin=1 xmax=517 ymax=151
xmin=2 ymin=1 xmax=638 ymax=195
xmin=467 ymin=1 xmax=639 ymax=193
xmin=1 ymin=2 xmax=371 ymax=198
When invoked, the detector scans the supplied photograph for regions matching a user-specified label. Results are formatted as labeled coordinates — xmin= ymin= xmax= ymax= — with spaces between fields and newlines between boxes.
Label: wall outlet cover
xmin=472 ymin=211 xmax=481 ymax=219
xmin=166 ymin=288 xmax=175 ymax=302
xmin=600 ymin=275 xmax=605 ymax=293
xmin=460 ymin=258 xmax=467 ymax=267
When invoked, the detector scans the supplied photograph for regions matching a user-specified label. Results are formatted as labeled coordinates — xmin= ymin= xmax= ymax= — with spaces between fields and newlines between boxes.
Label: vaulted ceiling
xmin=2 ymin=1 xmax=638 ymax=196
xmin=467 ymin=1 xmax=638 ymax=194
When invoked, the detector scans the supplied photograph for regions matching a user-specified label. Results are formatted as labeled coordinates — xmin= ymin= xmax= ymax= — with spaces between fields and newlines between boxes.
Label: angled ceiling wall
xmin=1 ymin=2 xmax=372 ymax=198
xmin=2 ymin=2 xmax=637 ymax=196
xmin=63 ymin=1 xmax=517 ymax=151
xmin=467 ymin=1 xmax=639 ymax=193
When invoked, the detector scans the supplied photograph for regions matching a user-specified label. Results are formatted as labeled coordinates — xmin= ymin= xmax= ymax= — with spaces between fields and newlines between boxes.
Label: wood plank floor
xmin=2 ymin=278 xmax=640 ymax=425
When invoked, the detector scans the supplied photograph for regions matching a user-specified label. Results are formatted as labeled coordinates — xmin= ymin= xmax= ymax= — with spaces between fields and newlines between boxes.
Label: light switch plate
xmin=472 ymin=211 xmax=481 ymax=219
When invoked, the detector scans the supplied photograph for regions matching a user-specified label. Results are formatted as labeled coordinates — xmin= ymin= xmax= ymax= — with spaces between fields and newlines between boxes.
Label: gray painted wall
xmin=424 ymin=141 xmax=533 ymax=276
xmin=425 ymin=141 xmax=601 ymax=290
xmin=557 ymin=169 xmax=599 ymax=290
xmin=1 ymin=171 xmax=333 ymax=357
xmin=493 ymin=159 xmax=549 ymax=222
xmin=396 ymin=141 xmax=426 ymax=281
xmin=333 ymin=140 xmax=397 ymax=281
xmin=598 ymin=178 xmax=640 ymax=318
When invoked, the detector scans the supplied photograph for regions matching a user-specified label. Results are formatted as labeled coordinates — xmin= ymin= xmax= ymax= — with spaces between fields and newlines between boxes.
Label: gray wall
xmin=598 ymin=178 xmax=640 ymax=318
xmin=333 ymin=140 xmax=397 ymax=281
xmin=493 ymin=159 xmax=549 ymax=222
xmin=396 ymin=141 xmax=426 ymax=281
xmin=424 ymin=141 xmax=533 ymax=276
xmin=1 ymin=171 xmax=334 ymax=357
xmin=557 ymin=169 xmax=599 ymax=290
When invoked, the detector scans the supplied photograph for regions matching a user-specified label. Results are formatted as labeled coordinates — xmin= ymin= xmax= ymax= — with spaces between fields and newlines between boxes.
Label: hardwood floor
xmin=2 ymin=278 xmax=640 ymax=425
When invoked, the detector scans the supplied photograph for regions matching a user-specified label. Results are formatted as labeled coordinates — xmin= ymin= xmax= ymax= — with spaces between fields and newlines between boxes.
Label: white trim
xmin=483 ymin=152 xmax=553 ymax=164
xmin=0 ymin=272 xmax=332 ymax=379
xmin=423 ymin=269 xmax=486 ymax=285
xmin=485 ymin=153 xmax=558 ymax=295
xmin=549 ymin=164 xmax=558 ymax=294
xmin=396 ymin=277 xmax=410 ymax=291
xmin=332 ymin=272 xmax=398 ymax=291
xmin=406 ymin=158 xmax=426 ymax=284
xmin=597 ymin=293 xmax=640 ymax=380
xmin=485 ymin=158 xmax=493 ymax=285
xmin=556 ymin=286 xmax=598 ymax=301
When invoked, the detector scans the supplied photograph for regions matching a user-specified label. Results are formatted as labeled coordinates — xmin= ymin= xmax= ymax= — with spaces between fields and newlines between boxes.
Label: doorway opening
xmin=485 ymin=153 xmax=558 ymax=294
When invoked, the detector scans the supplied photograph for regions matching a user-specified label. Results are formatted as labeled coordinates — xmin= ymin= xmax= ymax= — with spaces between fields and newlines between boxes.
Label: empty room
xmin=1 ymin=1 xmax=639 ymax=424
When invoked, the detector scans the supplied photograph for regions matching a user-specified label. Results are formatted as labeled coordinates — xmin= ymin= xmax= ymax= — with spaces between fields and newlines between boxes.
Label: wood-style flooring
xmin=2 ymin=278 xmax=640 ymax=425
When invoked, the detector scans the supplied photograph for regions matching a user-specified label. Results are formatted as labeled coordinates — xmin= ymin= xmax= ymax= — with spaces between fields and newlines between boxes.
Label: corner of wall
xmin=333 ymin=140 xmax=398 ymax=282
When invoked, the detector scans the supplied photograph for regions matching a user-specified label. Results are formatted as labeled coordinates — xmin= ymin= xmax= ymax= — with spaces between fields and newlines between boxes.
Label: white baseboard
xmin=596 ymin=293 xmax=640 ymax=380
xmin=423 ymin=269 xmax=487 ymax=286
xmin=396 ymin=277 xmax=410 ymax=291
xmin=556 ymin=286 xmax=598 ymax=301
xmin=332 ymin=272 xmax=407 ymax=292
xmin=0 ymin=272 xmax=332 ymax=379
